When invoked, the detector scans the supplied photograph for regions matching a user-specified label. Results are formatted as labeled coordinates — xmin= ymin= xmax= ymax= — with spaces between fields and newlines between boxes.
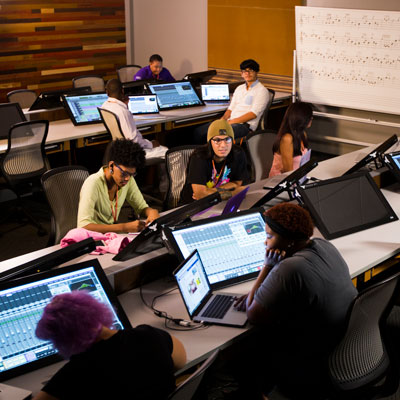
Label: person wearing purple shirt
xmin=133 ymin=54 xmax=175 ymax=82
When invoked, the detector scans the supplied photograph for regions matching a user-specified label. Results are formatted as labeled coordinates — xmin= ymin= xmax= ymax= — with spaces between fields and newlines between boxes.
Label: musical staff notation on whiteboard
xmin=296 ymin=6 xmax=400 ymax=114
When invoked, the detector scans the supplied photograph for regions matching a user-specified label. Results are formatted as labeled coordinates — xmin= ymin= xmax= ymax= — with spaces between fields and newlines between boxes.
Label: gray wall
xmin=125 ymin=0 xmax=207 ymax=80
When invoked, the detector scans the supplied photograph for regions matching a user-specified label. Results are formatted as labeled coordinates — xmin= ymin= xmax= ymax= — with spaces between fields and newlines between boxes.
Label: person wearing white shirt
xmin=101 ymin=79 xmax=167 ymax=159
xmin=193 ymin=59 xmax=270 ymax=144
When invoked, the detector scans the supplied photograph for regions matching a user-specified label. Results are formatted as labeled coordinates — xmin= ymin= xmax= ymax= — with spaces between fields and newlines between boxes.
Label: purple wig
xmin=36 ymin=291 xmax=114 ymax=359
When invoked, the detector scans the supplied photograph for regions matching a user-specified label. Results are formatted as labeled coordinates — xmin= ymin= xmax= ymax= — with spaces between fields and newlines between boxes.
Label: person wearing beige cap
xmin=180 ymin=119 xmax=249 ymax=204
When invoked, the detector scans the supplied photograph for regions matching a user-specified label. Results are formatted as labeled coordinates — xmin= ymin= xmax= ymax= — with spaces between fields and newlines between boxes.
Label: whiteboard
xmin=296 ymin=6 xmax=400 ymax=114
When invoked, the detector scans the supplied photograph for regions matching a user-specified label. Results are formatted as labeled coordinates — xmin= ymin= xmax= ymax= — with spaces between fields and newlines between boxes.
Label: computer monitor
xmin=200 ymin=83 xmax=230 ymax=103
xmin=147 ymin=81 xmax=203 ymax=111
xmin=0 ymin=259 xmax=132 ymax=381
xmin=297 ymin=172 xmax=398 ymax=240
xmin=0 ymin=103 xmax=27 ymax=140
xmin=162 ymin=208 xmax=266 ymax=289
xmin=183 ymin=70 xmax=217 ymax=88
xmin=342 ymin=134 xmax=398 ymax=176
xmin=63 ymin=92 xmax=109 ymax=125
xmin=127 ymin=94 xmax=159 ymax=115
xmin=251 ymin=159 xmax=319 ymax=208
xmin=113 ymin=192 xmax=221 ymax=262
xmin=0 ymin=238 xmax=96 ymax=282
xmin=29 ymin=87 xmax=92 ymax=111
xmin=122 ymin=79 xmax=157 ymax=96
xmin=384 ymin=151 xmax=400 ymax=183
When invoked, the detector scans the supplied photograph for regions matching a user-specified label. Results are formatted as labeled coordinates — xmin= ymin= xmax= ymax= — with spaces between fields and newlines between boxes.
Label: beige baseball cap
xmin=207 ymin=119 xmax=234 ymax=142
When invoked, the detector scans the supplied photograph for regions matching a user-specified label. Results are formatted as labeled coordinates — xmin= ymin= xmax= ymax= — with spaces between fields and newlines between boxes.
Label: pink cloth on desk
xmin=60 ymin=228 xmax=132 ymax=255
xmin=268 ymin=147 xmax=308 ymax=177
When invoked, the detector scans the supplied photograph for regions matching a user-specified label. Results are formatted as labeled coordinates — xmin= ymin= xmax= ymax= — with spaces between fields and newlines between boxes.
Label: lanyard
xmin=110 ymin=189 xmax=118 ymax=223
xmin=212 ymin=159 xmax=226 ymax=187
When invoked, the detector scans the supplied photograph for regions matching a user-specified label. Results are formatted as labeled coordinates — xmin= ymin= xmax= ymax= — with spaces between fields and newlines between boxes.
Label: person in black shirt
xmin=33 ymin=291 xmax=186 ymax=400
xmin=180 ymin=119 xmax=248 ymax=204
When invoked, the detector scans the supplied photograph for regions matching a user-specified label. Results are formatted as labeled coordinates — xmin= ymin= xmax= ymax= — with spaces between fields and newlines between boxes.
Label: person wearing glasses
xmin=193 ymin=59 xmax=270 ymax=144
xmin=77 ymin=139 xmax=159 ymax=233
xmin=180 ymin=119 xmax=248 ymax=204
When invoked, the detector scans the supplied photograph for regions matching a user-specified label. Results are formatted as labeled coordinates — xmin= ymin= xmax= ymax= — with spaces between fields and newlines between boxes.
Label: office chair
xmin=167 ymin=350 xmax=219 ymax=400
xmin=0 ymin=120 xmax=49 ymax=236
xmin=98 ymin=107 xmax=124 ymax=140
xmin=41 ymin=166 xmax=89 ymax=245
xmin=257 ymin=88 xmax=275 ymax=131
xmin=246 ymin=129 xmax=277 ymax=182
xmin=328 ymin=271 xmax=400 ymax=399
xmin=7 ymin=89 xmax=37 ymax=109
xmin=72 ymin=75 xmax=105 ymax=92
xmin=164 ymin=145 xmax=199 ymax=210
xmin=117 ymin=64 xmax=142 ymax=83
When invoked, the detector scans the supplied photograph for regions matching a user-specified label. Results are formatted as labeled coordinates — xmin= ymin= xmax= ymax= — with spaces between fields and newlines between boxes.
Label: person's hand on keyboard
xmin=234 ymin=294 xmax=248 ymax=312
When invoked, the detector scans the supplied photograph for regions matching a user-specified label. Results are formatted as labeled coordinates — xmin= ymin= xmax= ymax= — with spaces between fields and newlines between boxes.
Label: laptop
xmin=147 ymin=81 xmax=204 ymax=111
xmin=0 ymin=259 xmax=131 ymax=381
xmin=174 ymin=250 xmax=247 ymax=327
xmin=298 ymin=149 xmax=312 ymax=184
xmin=200 ymin=83 xmax=230 ymax=104
xmin=127 ymin=94 xmax=159 ymax=115
xmin=205 ymin=186 xmax=250 ymax=218
xmin=162 ymin=208 xmax=266 ymax=289
xmin=62 ymin=92 xmax=108 ymax=125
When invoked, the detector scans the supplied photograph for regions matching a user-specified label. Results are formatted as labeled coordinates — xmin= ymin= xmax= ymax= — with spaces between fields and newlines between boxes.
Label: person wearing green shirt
xmin=77 ymin=139 xmax=159 ymax=233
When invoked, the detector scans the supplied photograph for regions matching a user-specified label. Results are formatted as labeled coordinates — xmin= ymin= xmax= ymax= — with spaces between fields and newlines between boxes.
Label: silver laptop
xmin=174 ymin=250 xmax=248 ymax=327
xmin=127 ymin=94 xmax=159 ymax=115
xmin=200 ymin=83 xmax=230 ymax=104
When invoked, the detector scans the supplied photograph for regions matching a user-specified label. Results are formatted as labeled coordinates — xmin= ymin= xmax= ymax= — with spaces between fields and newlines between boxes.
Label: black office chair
xmin=164 ymin=145 xmax=199 ymax=210
xmin=0 ymin=120 xmax=49 ymax=236
xmin=257 ymin=88 xmax=275 ymax=131
xmin=328 ymin=271 xmax=400 ymax=399
xmin=117 ymin=64 xmax=142 ymax=83
xmin=41 ymin=166 xmax=89 ymax=245
xmin=167 ymin=350 xmax=219 ymax=400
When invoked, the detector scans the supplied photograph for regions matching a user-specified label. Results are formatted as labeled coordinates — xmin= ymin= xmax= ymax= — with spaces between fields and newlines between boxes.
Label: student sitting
xmin=33 ymin=291 xmax=186 ymax=400
xmin=180 ymin=119 xmax=248 ymax=204
xmin=234 ymin=203 xmax=357 ymax=399
xmin=269 ymin=102 xmax=313 ymax=177
xmin=77 ymin=139 xmax=159 ymax=233
xmin=134 ymin=54 xmax=175 ymax=82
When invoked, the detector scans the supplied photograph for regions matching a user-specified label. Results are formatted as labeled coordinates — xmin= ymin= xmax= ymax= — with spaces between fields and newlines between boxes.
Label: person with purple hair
xmin=33 ymin=291 xmax=186 ymax=400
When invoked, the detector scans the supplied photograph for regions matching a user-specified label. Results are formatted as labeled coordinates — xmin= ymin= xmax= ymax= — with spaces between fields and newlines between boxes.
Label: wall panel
xmin=0 ymin=1 xmax=126 ymax=102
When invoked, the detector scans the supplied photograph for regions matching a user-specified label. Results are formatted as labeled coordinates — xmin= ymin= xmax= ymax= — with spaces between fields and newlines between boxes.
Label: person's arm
xmin=221 ymin=109 xmax=232 ymax=120
xmin=220 ymin=180 xmax=242 ymax=191
xmin=32 ymin=392 xmax=58 ymax=400
xmin=228 ymin=111 xmax=256 ymax=125
xmin=82 ymin=221 xmax=145 ymax=234
xmin=119 ymin=107 xmax=153 ymax=149
xmin=170 ymin=335 xmax=187 ymax=370
xmin=279 ymin=134 xmax=295 ymax=172
xmin=143 ymin=207 xmax=159 ymax=224
xmin=191 ymin=183 xmax=217 ymax=200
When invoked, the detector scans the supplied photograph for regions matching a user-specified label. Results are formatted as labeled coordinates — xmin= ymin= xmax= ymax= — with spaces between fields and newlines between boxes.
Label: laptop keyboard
xmin=202 ymin=295 xmax=234 ymax=319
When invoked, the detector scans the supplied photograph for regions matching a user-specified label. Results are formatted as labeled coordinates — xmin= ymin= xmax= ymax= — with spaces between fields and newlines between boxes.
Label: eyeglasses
xmin=114 ymin=163 xmax=137 ymax=179
xmin=241 ymin=69 xmax=255 ymax=74
xmin=211 ymin=137 xmax=233 ymax=145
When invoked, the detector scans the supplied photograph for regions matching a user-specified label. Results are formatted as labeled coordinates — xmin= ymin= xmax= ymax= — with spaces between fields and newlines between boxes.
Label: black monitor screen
xmin=0 ymin=103 xmax=26 ymax=140
xmin=297 ymin=172 xmax=398 ymax=240
xmin=183 ymin=69 xmax=217 ymax=86
xmin=147 ymin=81 xmax=203 ymax=110
xmin=63 ymin=92 xmax=108 ymax=125
xmin=385 ymin=151 xmax=400 ymax=183
xmin=0 ymin=259 xmax=131 ymax=381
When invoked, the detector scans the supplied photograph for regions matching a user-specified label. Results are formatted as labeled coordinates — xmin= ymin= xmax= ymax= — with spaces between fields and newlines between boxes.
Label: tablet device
xmin=147 ymin=81 xmax=203 ymax=110
xmin=127 ymin=94 xmax=159 ymax=115
xmin=62 ymin=92 xmax=108 ymax=126
xmin=0 ymin=259 xmax=131 ymax=381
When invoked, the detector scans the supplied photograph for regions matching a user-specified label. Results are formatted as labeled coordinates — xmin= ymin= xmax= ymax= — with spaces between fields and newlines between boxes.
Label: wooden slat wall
xmin=0 ymin=1 xmax=126 ymax=102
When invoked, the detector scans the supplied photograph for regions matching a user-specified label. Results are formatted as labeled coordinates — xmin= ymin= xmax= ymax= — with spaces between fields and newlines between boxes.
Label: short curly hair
xmin=265 ymin=203 xmax=314 ymax=239
xmin=36 ymin=291 xmax=114 ymax=359
xmin=105 ymin=139 xmax=146 ymax=169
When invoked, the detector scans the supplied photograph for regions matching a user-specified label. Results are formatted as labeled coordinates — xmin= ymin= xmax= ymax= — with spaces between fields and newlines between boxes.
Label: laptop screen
xmin=127 ymin=94 xmax=159 ymax=115
xmin=63 ymin=92 xmax=108 ymax=125
xmin=297 ymin=172 xmax=398 ymax=240
xmin=174 ymin=250 xmax=211 ymax=316
xmin=164 ymin=209 xmax=266 ymax=288
xmin=0 ymin=259 xmax=131 ymax=380
xmin=201 ymin=83 xmax=230 ymax=102
xmin=147 ymin=81 xmax=203 ymax=110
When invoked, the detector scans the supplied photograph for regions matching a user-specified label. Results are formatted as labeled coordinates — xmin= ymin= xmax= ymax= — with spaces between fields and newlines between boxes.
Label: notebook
xmin=174 ymin=250 xmax=247 ymax=327
xmin=127 ymin=94 xmax=159 ymax=115
xmin=162 ymin=208 xmax=266 ymax=289
xmin=200 ymin=83 xmax=230 ymax=104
